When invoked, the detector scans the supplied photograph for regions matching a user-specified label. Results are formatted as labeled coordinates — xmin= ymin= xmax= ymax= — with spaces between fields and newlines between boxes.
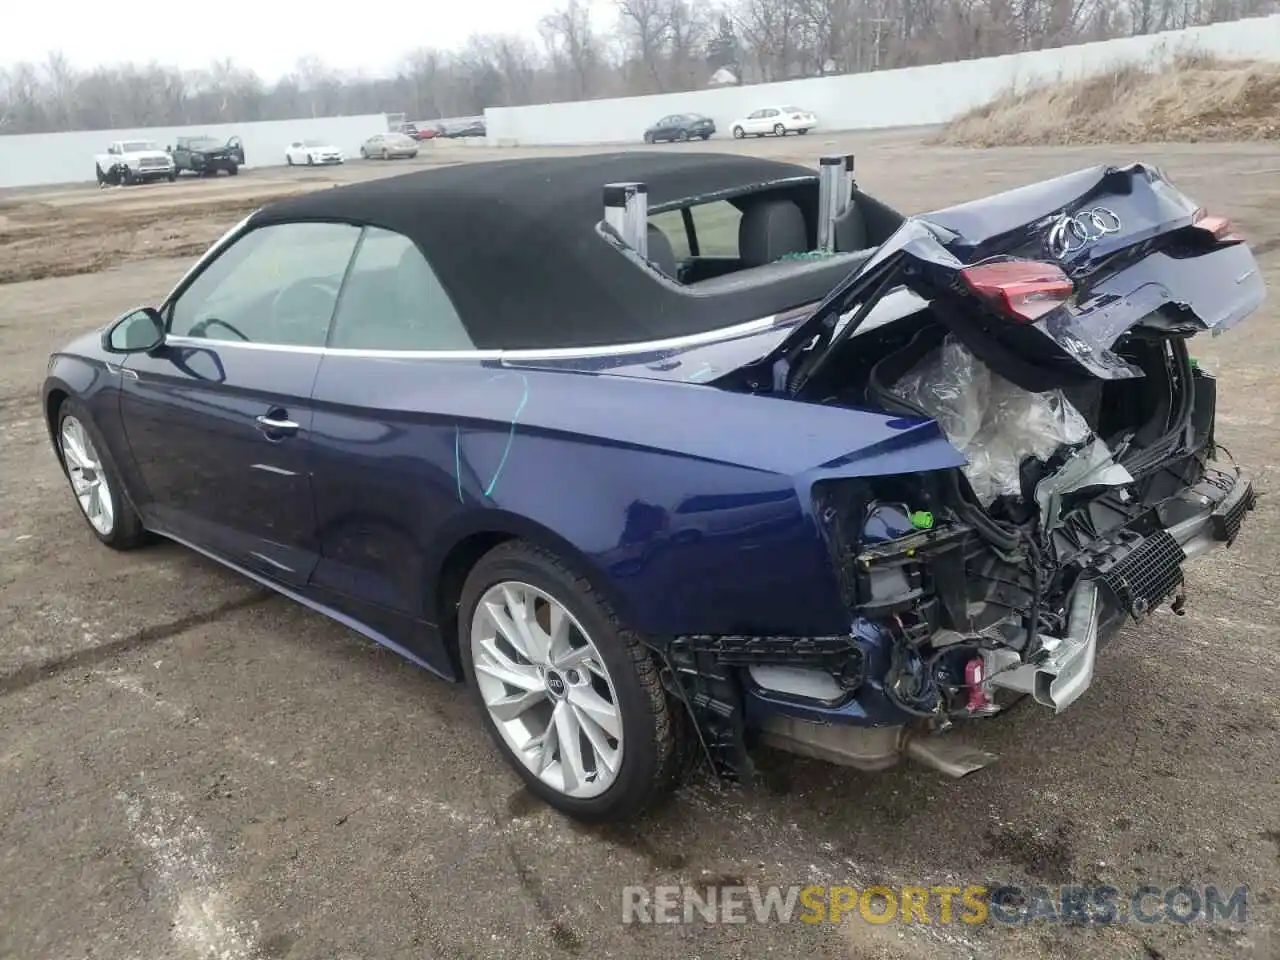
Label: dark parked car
xmin=441 ymin=118 xmax=486 ymax=138
xmin=170 ymin=135 xmax=245 ymax=176
xmin=43 ymin=152 xmax=1261 ymax=823
xmin=644 ymin=113 xmax=715 ymax=142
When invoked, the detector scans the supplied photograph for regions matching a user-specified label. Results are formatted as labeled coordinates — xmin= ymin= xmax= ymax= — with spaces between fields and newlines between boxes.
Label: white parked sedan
xmin=285 ymin=139 xmax=345 ymax=166
xmin=730 ymin=106 xmax=818 ymax=138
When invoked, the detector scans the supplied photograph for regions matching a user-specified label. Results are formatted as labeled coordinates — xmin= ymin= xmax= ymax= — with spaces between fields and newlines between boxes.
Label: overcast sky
xmin=1 ymin=0 xmax=584 ymax=81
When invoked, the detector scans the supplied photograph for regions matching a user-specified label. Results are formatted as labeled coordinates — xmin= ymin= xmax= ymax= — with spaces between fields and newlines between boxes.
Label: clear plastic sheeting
xmin=890 ymin=334 xmax=1091 ymax=506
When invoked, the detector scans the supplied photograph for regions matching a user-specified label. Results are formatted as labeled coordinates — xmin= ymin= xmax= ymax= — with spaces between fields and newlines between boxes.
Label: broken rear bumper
xmin=666 ymin=459 xmax=1256 ymax=781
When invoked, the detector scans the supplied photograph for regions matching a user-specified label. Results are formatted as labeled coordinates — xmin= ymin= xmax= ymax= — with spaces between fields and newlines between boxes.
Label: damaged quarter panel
xmin=306 ymin=353 xmax=966 ymax=656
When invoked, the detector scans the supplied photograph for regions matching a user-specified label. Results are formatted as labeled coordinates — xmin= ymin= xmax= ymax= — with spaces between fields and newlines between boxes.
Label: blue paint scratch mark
xmin=484 ymin=373 xmax=530 ymax=497
xmin=453 ymin=373 xmax=531 ymax=504
xmin=454 ymin=427 xmax=464 ymax=503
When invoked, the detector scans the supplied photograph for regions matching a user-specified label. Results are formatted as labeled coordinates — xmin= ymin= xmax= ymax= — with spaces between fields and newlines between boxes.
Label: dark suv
xmin=170 ymin=136 xmax=245 ymax=176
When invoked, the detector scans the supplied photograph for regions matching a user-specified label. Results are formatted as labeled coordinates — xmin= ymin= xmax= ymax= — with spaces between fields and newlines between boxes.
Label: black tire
xmin=286 ymin=155 xmax=294 ymax=166
xmin=677 ymin=129 xmax=689 ymax=142
xmin=122 ymin=167 xmax=136 ymax=185
xmin=459 ymin=541 xmax=681 ymax=823
xmin=360 ymin=148 xmax=368 ymax=159
xmin=701 ymin=133 xmax=711 ymax=140
xmin=798 ymin=128 xmax=809 ymax=135
xmin=307 ymin=155 xmax=315 ymax=166
xmin=167 ymin=172 xmax=176 ymax=182
xmin=773 ymin=123 xmax=786 ymax=136
xmin=54 ymin=397 xmax=147 ymax=551
xmin=95 ymin=163 xmax=106 ymax=185
xmin=227 ymin=163 xmax=239 ymax=176
xmin=732 ymin=126 xmax=744 ymax=139
xmin=643 ymin=132 xmax=653 ymax=144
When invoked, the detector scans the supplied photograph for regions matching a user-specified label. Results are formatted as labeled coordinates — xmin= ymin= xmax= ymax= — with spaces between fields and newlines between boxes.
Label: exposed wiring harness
xmin=867 ymin=336 xmax=1050 ymax=670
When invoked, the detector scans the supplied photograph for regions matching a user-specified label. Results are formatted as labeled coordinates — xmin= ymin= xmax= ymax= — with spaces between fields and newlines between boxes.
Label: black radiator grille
xmin=1096 ymin=529 xmax=1186 ymax=618
xmin=1212 ymin=483 xmax=1256 ymax=546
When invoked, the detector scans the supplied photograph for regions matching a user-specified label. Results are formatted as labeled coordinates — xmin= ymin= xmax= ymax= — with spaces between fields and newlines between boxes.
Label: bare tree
xmin=2 ymin=5 xmax=1277 ymax=136
xmin=618 ymin=0 xmax=672 ymax=91
xmin=668 ymin=0 xmax=713 ymax=88
xmin=540 ymin=0 xmax=601 ymax=98
xmin=402 ymin=49 xmax=445 ymax=118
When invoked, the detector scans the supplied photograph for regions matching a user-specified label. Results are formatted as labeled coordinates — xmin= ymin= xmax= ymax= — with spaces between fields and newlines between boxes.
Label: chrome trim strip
xmin=163 ymin=313 xmax=786 ymax=362
xmin=250 ymin=463 xmax=297 ymax=476
xmin=249 ymin=550 xmax=295 ymax=573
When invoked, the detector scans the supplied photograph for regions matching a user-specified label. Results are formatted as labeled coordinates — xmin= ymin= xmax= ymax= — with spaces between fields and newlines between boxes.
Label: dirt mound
xmin=937 ymin=54 xmax=1280 ymax=147
xmin=0 ymin=183 xmax=320 ymax=286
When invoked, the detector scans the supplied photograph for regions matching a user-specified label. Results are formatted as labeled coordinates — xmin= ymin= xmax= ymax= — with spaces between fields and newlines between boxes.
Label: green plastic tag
xmin=910 ymin=511 xmax=934 ymax=530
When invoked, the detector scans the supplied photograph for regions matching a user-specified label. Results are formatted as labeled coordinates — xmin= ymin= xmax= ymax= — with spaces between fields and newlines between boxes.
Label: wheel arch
xmin=45 ymin=386 xmax=69 ymax=432
xmin=428 ymin=511 xmax=638 ymax=677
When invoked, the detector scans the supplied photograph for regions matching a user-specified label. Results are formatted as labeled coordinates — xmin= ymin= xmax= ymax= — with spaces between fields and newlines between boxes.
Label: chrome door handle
xmin=256 ymin=415 xmax=299 ymax=431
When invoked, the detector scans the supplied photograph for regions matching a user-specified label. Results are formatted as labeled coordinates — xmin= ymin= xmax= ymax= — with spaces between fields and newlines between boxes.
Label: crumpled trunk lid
xmin=762 ymin=162 xmax=1265 ymax=394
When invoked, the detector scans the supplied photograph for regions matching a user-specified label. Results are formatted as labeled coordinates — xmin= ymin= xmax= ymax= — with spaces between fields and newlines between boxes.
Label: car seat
xmin=738 ymin=198 xmax=808 ymax=267
xmin=646 ymin=224 xmax=679 ymax=279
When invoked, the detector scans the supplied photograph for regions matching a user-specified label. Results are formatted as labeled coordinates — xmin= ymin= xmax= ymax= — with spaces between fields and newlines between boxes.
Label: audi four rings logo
xmin=1046 ymin=207 xmax=1122 ymax=258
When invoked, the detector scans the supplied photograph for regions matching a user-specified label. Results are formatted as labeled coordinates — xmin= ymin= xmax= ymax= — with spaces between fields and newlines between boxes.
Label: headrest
xmin=738 ymin=199 xmax=808 ymax=267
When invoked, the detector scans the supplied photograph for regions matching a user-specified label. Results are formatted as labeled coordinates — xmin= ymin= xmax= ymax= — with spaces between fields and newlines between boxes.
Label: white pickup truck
xmin=94 ymin=139 xmax=176 ymax=186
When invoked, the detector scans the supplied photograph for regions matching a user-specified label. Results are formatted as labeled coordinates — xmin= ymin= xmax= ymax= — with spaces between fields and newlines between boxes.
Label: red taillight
xmin=1193 ymin=207 xmax=1240 ymax=242
xmin=958 ymin=260 xmax=1074 ymax=322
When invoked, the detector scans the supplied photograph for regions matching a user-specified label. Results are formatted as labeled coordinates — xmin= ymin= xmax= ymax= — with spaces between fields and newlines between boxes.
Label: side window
xmin=689 ymin=201 xmax=742 ymax=257
xmin=169 ymin=222 xmax=361 ymax=347
xmin=328 ymin=227 xmax=474 ymax=351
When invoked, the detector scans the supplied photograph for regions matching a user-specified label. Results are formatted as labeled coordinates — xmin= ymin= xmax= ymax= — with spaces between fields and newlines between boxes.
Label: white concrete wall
xmin=0 ymin=114 xmax=389 ymax=189
xmin=486 ymin=15 xmax=1280 ymax=145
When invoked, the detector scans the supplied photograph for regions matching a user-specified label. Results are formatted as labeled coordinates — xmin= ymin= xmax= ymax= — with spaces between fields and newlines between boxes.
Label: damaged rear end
xmin=719 ymin=162 xmax=1263 ymax=779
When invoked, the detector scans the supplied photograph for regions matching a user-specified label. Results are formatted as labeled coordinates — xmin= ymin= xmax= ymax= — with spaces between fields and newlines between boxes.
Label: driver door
xmin=119 ymin=220 xmax=362 ymax=586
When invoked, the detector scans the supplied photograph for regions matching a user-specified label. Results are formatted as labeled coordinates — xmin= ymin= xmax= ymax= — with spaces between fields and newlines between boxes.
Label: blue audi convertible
xmin=43 ymin=151 xmax=1262 ymax=821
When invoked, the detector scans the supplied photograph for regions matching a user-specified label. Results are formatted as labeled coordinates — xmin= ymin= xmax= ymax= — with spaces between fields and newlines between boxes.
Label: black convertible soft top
xmin=250 ymin=152 xmax=847 ymax=350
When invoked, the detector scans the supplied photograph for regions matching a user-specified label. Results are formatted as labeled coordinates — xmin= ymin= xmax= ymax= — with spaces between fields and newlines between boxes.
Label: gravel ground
xmin=0 ymin=129 xmax=1277 ymax=960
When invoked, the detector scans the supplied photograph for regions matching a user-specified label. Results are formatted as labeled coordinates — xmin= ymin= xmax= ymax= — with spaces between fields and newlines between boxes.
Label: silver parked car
xmin=360 ymin=133 xmax=420 ymax=160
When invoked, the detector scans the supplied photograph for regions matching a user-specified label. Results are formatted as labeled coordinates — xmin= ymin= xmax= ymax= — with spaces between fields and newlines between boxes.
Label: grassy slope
xmin=936 ymin=54 xmax=1280 ymax=147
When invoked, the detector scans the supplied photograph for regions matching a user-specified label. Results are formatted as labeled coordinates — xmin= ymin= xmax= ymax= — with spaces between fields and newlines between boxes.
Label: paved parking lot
xmin=1 ymin=130 xmax=1278 ymax=960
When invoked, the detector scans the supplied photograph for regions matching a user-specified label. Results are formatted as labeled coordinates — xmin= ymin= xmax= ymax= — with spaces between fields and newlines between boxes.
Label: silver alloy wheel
xmin=59 ymin=415 xmax=115 ymax=536
xmin=471 ymin=580 xmax=624 ymax=799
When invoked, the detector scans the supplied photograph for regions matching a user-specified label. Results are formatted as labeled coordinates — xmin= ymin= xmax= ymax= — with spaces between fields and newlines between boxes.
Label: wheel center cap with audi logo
xmin=545 ymin=671 xmax=567 ymax=699
xmin=1046 ymin=207 xmax=1122 ymax=259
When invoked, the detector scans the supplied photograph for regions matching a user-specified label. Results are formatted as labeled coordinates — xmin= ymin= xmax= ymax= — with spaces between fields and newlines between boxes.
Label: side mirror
xmin=102 ymin=307 xmax=165 ymax=354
